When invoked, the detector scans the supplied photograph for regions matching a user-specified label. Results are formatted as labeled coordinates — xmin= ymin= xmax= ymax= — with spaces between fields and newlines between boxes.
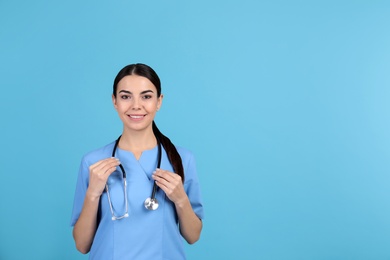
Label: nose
xmin=131 ymin=97 xmax=141 ymax=110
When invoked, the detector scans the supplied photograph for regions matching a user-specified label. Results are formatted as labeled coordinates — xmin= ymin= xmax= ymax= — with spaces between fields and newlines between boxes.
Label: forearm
xmin=175 ymin=197 xmax=202 ymax=244
xmin=72 ymin=191 xmax=100 ymax=254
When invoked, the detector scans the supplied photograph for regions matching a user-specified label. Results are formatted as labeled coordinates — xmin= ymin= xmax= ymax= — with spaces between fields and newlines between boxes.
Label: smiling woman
xmin=113 ymin=75 xmax=162 ymax=138
xmin=70 ymin=63 xmax=204 ymax=259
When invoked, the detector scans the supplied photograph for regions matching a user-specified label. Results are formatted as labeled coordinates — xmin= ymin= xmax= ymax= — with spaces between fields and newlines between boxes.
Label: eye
xmin=120 ymin=95 xmax=130 ymax=100
xmin=142 ymin=95 xmax=152 ymax=99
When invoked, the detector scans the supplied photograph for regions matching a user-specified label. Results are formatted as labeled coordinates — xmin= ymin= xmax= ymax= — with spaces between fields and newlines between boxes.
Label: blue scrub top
xmin=70 ymin=141 xmax=204 ymax=260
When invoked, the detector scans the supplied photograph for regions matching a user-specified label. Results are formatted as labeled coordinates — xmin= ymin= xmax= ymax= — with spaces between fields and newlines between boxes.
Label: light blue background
xmin=1 ymin=1 xmax=389 ymax=259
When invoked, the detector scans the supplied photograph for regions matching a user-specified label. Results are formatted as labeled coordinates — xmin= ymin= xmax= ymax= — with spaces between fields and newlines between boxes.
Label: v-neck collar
xmin=117 ymin=146 xmax=159 ymax=180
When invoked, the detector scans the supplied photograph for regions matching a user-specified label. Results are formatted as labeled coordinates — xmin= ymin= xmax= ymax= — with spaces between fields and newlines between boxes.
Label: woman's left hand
xmin=152 ymin=169 xmax=186 ymax=205
xmin=153 ymin=168 xmax=202 ymax=244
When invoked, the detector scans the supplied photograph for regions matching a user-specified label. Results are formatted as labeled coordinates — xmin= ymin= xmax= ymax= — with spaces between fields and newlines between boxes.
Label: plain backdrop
xmin=1 ymin=1 xmax=389 ymax=259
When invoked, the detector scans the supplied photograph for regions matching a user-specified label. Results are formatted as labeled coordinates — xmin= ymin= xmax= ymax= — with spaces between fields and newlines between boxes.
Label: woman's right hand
xmin=87 ymin=157 xmax=121 ymax=199
xmin=73 ymin=157 xmax=121 ymax=254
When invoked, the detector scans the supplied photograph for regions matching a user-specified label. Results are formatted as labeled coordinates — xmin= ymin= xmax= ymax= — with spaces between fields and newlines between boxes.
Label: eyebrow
xmin=118 ymin=90 xmax=154 ymax=94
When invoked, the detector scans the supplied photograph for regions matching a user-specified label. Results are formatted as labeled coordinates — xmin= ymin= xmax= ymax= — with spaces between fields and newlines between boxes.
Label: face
xmin=112 ymin=75 xmax=163 ymax=133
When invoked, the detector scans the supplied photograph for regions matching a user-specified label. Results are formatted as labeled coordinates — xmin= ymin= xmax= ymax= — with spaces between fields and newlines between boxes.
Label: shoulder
xmin=175 ymin=146 xmax=198 ymax=175
xmin=175 ymin=146 xmax=195 ymax=162
xmin=81 ymin=141 xmax=116 ymax=166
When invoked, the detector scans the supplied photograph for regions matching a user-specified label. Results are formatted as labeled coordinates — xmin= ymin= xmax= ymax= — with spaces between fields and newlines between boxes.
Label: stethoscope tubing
xmin=112 ymin=137 xmax=127 ymax=179
xmin=151 ymin=139 xmax=162 ymax=199
xmin=112 ymin=135 xmax=162 ymax=209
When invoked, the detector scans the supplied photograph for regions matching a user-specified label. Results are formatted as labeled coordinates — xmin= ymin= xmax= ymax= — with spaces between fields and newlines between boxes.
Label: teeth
xmin=130 ymin=115 xmax=143 ymax=119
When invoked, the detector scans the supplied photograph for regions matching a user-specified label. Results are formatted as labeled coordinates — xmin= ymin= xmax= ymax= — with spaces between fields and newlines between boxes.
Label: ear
xmin=112 ymin=94 xmax=118 ymax=110
xmin=157 ymin=94 xmax=164 ymax=111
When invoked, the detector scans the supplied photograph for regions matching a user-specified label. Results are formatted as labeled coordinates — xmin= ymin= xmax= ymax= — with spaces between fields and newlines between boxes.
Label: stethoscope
xmin=105 ymin=135 xmax=162 ymax=221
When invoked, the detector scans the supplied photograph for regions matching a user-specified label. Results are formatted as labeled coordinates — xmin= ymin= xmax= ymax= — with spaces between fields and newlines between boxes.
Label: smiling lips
xmin=128 ymin=114 xmax=146 ymax=121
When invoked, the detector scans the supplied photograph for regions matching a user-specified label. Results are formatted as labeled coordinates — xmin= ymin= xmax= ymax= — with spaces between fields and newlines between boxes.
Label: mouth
xmin=128 ymin=114 xmax=146 ymax=120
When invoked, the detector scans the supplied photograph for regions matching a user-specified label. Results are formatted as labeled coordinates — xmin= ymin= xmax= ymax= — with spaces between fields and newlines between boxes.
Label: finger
xmin=153 ymin=172 xmax=182 ymax=192
xmin=153 ymin=169 xmax=180 ymax=182
xmin=153 ymin=179 xmax=172 ymax=196
xmin=153 ymin=176 xmax=185 ymax=202
xmin=153 ymin=175 xmax=173 ymax=190
xmin=90 ymin=157 xmax=119 ymax=170
xmin=90 ymin=158 xmax=120 ymax=175
xmin=100 ymin=159 xmax=121 ymax=176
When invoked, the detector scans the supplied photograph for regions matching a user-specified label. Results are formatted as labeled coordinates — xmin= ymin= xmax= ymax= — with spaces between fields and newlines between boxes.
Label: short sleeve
xmin=182 ymin=151 xmax=205 ymax=220
xmin=70 ymin=158 xmax=89 ymax=226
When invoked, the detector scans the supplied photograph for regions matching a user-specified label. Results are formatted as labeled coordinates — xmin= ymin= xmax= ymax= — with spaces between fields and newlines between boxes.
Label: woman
xmin=70 ymin=63 xmax=204 ymax=259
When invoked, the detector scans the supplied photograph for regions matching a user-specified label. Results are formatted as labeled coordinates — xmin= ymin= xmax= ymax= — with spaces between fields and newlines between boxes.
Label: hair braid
xmin=153 ymin=121 xmax=184 ymax=183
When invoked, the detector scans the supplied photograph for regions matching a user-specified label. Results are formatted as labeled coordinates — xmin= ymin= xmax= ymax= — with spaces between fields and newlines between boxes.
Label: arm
xmin=175 ymin=194 xmax=203 ymax=244
xmin=152 ymin=169 xmax=203 ymax=244
xmin=72 ymin=158 xmax=120 ymax=253
xmin=72 ymin=190 xmax=100 ymax=254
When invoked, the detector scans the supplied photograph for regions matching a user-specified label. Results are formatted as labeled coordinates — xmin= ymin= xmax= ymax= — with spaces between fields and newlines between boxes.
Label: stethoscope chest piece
xmin=144 ymin=197 xmax=159 ymax=210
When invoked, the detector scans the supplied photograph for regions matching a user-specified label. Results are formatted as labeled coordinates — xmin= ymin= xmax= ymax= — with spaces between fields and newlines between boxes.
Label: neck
xmin=119 ymin=127 xmax=157 ymax=152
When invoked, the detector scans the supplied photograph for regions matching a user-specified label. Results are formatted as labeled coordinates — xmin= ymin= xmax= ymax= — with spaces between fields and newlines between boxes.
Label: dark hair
xmin=113 ymin=63 xmax=184 ymax=182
